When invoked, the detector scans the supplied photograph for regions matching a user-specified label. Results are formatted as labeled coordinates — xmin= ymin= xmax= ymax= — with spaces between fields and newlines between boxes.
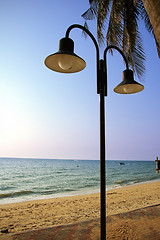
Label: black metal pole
xmin=99 ymin=59 xmax=106 ymax=240
xmin=100 ymin=90 xmax=106 ymax=240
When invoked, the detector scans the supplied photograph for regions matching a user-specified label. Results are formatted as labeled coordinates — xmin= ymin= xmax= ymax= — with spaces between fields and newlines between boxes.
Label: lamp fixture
xmin=114 ymin=69 xmax=144 ymax=94
xmin=45 ymin=37 xmax=86 ymax=73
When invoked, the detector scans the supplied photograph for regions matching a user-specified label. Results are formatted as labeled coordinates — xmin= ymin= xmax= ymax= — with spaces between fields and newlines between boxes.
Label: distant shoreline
xmin=0 ymin=157 xmax=156 ymax=161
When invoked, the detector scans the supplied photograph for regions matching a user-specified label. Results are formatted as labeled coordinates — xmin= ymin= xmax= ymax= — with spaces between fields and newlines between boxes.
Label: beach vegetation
xmin=82 ymin=0 xmax=160 ymax=80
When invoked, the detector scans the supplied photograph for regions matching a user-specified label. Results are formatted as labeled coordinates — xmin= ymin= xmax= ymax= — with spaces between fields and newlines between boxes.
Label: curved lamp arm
xmin=104 ymin=45 xmax=129 ymax=69
xmin=65 ymin=24 xmax=99 ymax=53
xmin=65 ymin=24 xmax=101 ymax=93
xmin=103 ymin=45 xmax=129 ymax=96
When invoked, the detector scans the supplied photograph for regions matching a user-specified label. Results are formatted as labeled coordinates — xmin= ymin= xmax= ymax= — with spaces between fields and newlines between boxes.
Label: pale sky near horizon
xmin=0 ymin=0 xmax=160 ymax=161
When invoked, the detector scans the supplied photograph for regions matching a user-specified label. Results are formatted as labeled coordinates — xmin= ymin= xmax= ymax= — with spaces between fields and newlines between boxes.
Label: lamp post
xmin=44 ymin=24 xmax=144 ymax=240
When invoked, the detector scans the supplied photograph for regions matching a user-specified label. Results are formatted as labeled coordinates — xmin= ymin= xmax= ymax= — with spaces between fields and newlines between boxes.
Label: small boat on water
xmin=119 ymin=162 xmax=125 ymax=165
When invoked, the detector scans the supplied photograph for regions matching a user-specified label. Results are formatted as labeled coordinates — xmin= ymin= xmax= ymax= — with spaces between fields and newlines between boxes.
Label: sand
xmin=0 ymin=181 xmax=160 ymax=235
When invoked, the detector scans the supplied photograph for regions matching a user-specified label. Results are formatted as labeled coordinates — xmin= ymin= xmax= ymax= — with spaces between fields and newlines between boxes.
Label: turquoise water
xmin=0 ymin=158 xmax=159 ymax=204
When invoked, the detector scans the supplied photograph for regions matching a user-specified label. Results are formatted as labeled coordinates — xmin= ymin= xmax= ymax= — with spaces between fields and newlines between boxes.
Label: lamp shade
xmin=44 ymin=38 xmax=86 ymax=73
xmin=114 ymin=69 xmax=144 ymax=94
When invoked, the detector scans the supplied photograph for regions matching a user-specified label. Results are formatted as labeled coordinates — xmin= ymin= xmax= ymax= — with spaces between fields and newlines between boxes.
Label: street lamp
xmin=44 ymin=24 xmax=144 ymax=240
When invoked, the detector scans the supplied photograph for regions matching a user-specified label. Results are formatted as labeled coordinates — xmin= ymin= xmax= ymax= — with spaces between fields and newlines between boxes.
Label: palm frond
xmin=81 ymin=0 xmax=99 ymax=20
xmin=81 ymin=8 xmax=96 ymax=20
xmin=106 ymin=0 xmax=123 ymax=47
xmin=138 ymin=0 xmax=160 ymax=57
xmin=82 ymin=21 xmax=90 ymax=39
xmin=81 ymin=0 xmax=147 ymax=79
xmin=141 ymin=7 xmax=153 ymax=33
xmin=128 ymin=31 xmax=145 ymax=80
xmin=97 ymin=0 xmax=111 ymax=44
xmin=106 ymin=0 xmax=145 ymax=79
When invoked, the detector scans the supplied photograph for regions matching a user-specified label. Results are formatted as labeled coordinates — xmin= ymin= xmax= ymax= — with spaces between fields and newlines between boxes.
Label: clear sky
xmin=0 ymin=0 xmax=159 ymax=161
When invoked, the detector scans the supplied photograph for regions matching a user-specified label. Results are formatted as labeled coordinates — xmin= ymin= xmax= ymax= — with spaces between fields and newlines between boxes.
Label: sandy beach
xmin=0 ymin=181 xmax=160 ymax=235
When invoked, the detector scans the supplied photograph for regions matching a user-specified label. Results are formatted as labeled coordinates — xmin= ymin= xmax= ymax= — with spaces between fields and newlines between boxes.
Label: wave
xmin=115 ymin=179 xmax=129 ymax=184
xmin=0 ymin=189 xmax=67 ymax=198
xmin=0 ymin=191 xmax=33 ymax=199
xmin=114 ymin=175 xmax=159 ymax=186
xmin=63 ymin=188 xmax=77 ymax=192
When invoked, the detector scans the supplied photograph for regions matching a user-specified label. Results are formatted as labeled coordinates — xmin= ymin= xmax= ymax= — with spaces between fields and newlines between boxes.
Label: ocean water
xmin=0 ymin=158 xmax=159 ymax=204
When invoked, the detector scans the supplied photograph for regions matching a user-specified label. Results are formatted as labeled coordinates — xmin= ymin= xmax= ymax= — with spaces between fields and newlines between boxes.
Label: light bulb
xmin=123 ymin=84 xmax=135 ymax=94
xmin=58 ymin=55 xmax=73 ymax=70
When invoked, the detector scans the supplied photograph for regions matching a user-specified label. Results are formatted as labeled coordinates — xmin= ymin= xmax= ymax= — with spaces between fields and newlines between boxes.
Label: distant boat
xmin=119 ymin=162 xmax=125 ymax=165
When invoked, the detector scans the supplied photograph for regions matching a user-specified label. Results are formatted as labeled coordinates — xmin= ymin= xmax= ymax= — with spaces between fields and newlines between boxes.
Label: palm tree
xmin=142 ymin=0 xmax=160 ymax=57
xmin=82 ymin=0 xmax=159 ymax=80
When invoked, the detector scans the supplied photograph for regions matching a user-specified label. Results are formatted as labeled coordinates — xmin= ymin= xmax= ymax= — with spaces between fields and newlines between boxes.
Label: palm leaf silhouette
xmin=82 ymin=0 xmax=148 ymax=80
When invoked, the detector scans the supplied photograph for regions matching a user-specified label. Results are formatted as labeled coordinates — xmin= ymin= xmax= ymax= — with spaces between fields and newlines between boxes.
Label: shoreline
xmin=0 ymin=181 xmax=160 ymax=235
xmin=0 ymin=179 xmax=159 ymax=205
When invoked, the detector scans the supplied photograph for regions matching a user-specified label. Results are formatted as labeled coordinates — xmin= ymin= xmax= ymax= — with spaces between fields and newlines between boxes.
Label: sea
xmin=0 ymin=158 xmax=159 ymax=204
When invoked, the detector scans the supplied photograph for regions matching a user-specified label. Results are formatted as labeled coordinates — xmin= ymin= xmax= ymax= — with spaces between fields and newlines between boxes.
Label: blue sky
xmin=0 ymin=0 xmax=159 ymax=160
